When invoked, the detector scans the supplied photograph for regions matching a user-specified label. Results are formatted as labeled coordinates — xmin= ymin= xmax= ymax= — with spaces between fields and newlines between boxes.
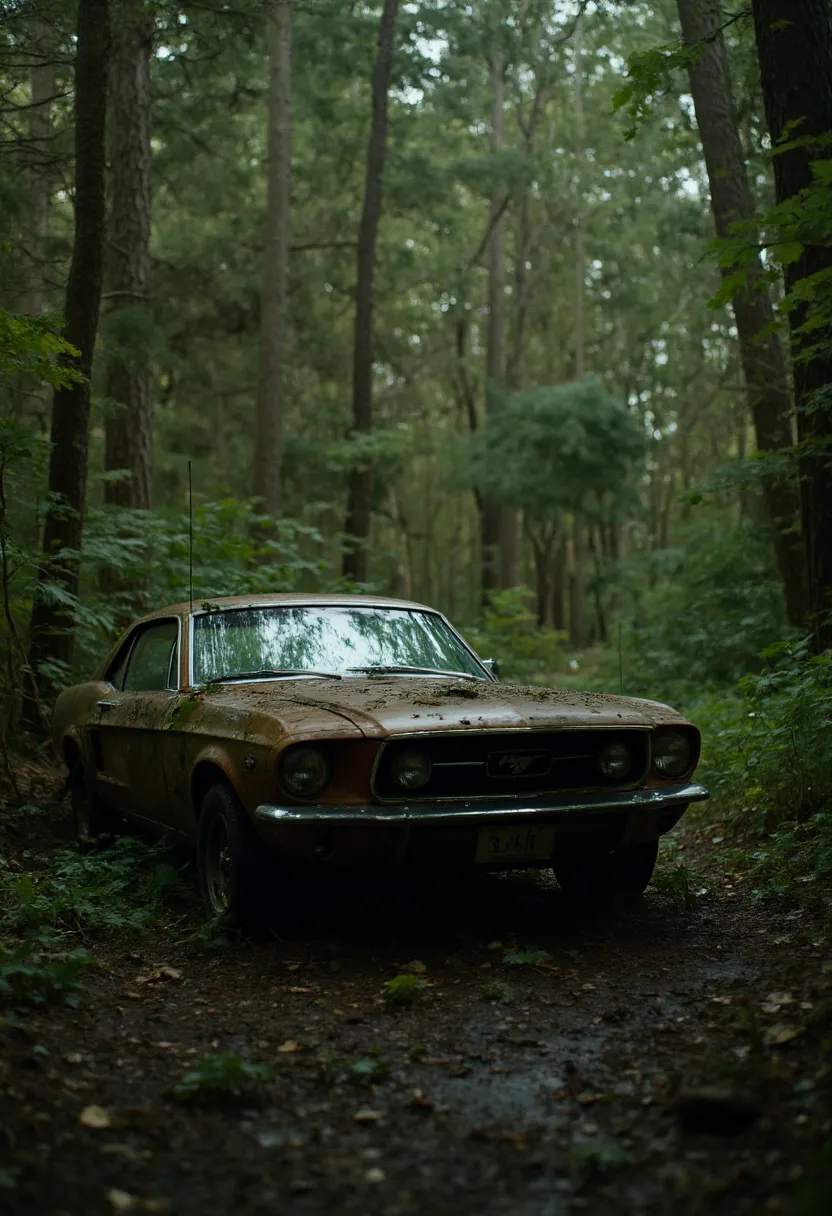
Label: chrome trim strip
xmin=254 ymin=781 xmax=709 ymax=826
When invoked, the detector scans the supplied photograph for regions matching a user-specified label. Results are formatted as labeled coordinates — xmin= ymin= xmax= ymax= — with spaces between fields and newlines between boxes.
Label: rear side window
xmin=122 ymin=621 xmax=179 ymax=692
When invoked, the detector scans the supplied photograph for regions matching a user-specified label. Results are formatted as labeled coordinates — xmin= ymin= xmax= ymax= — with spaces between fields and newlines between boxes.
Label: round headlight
xmin=598 ymin=740 xmax=632 ymax=780
xmin=280 ymin=745 xmax=330 ymax=796
xmin=390 ymin=747 xmax=432 ymax=790
xmin=653 ymin=732 xmax=692 ymax=779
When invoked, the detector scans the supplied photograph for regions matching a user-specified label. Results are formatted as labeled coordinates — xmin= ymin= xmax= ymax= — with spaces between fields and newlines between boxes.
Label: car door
xmin=93 ymin=618 xmax=181 ymax=826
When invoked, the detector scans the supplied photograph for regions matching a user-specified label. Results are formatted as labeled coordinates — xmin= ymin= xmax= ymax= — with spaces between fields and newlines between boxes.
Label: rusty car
xmin=52 ymin=593 xmax=709 ymax=922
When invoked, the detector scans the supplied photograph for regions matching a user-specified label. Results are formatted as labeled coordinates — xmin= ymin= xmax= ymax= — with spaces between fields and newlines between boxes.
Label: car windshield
xmin=192 ymin=605 xmax=487 ymax=684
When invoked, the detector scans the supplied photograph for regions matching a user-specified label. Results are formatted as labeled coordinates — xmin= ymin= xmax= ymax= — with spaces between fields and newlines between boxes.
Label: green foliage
xmin=650 ymin=860 xmax=699 ymax=914
xmin=0 ymin=309 xmax=83 ymax=393
xmin=610 ymin=521 xmax=788 ymax=702
xmin=382 ymin=973 xmax=424 ymax=1003
xmin=466 ymin=587 xmax=565 ymax=685
xmin=699 ymin=642 xmax=832 ymax=834
xmin=0 ymin=837 xmax=188 ymax=936
xmin=480 ymin=981 xmax=514 ymax=1003
xmin=712 ymin=137 xmax=832 ymax=382
xmin=173 ymin=1052 xmax=274 ymax=1101
xmin=0 ymin=937 xmax=94 ymax=1007
xmin=469 ymin=378 xmax=644 ymax=527
xmin=502 ymin=947 xmax=552 ymax=966
xmin=612 ymin=42 xmax=694 ymax=138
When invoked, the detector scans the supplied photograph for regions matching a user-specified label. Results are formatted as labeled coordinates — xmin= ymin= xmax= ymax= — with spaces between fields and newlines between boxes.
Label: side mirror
xmin=482 ymin=658 xmax=500 ymax=680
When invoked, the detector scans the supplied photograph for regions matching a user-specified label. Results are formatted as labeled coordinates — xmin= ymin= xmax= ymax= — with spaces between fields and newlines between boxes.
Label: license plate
xmin=475 ymin=823 xmax=555 ymax=864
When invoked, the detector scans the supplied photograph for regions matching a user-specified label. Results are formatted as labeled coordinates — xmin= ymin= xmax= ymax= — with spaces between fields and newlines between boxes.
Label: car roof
xmin=135 ymin=592 xmax=437 ymax=623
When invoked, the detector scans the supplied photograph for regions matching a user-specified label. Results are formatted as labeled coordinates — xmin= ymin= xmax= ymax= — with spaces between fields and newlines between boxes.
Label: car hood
xmin=205 ymin=677 xmax=687 ymax=739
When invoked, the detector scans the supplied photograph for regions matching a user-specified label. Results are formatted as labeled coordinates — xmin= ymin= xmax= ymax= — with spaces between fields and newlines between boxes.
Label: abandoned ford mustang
xmin=52 ymin=594 xmax=708 ymax=921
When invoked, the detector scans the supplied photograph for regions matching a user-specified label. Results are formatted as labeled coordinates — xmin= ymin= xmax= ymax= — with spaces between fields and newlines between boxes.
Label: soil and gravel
xmin=1 ymin=795 xmax=830 ymax=1216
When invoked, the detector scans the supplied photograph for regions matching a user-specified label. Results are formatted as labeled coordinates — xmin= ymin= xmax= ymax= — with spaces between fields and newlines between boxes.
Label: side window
xmin=106 ymin=635 xmax=135 ymax=690
xmin=122 ymin=621 xmax=179 ymax=693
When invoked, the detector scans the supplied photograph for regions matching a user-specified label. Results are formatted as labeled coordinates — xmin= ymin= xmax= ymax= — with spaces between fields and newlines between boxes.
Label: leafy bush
xmin=698 ymin=643 xmax=832 ymax=833
xmin=688 ymin=642 xmax=832 ymax=900
xmin=0 ymin=937 xmax=94 ymax=1007
xmin=0 ymin=836 xmax=188 ymax=935
xmin=465 ymin=587 xmax=565 ymax=685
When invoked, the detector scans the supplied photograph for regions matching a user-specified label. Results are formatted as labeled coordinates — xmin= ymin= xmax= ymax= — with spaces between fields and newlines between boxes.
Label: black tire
xmin=197 ymin=782 xmax=273 ymax=928
xmin=554 ymin=838 xmax=659 ymax=903
xmin=71 ymin=761 xmax=121 ymax=842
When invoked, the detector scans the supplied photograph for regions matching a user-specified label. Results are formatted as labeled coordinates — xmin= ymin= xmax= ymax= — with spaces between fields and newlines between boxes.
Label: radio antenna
xmin=188 ymin=460 xmax=194 ymax=612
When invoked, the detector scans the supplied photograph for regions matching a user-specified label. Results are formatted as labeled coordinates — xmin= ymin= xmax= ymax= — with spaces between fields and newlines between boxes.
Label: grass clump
xmin=382 ymin=973 xmax=424 ymax=1004
xmin=173 ymin=1052 xmax=274 ymax=1102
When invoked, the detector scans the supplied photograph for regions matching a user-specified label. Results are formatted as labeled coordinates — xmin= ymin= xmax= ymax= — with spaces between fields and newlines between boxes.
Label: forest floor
xmin=1 ymin=777 xmax=831 ymax=1216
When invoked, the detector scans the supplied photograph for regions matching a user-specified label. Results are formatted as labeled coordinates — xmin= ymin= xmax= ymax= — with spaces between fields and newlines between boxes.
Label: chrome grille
xmin=372 ymin=729 xmax=650 ymax=802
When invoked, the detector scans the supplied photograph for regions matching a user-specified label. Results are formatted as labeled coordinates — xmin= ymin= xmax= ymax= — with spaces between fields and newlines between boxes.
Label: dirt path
xmin=1 ymin=830 xmax=831 ymax=1215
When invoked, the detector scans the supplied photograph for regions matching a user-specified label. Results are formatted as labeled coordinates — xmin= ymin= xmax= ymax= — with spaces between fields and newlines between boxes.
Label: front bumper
xmin=253 ymin=782 xmax=708 ymax=867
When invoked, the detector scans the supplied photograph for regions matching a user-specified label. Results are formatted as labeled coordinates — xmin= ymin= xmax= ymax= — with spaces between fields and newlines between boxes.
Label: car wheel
xmin=71 ymin=761 xmax=120 ymax=842
xmin=197 ymin=782 xmax=271 ymax=927
xmin=554 ymin=839 xmax=659 ymax=902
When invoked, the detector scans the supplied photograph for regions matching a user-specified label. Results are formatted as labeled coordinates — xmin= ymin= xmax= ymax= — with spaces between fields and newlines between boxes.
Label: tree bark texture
xmin=677 ymin=0 xmax=808 ymax=628
xmin=342 ymin=0 xmax=399 ymax=583
xmin=482 ymin=45 xmax=509 ymax=597
xmin=27 ymin=0 xmax=110 ymax=695
xmin=103 ymin=0 xmax=153 ymax=511
xmin=254 ymin=0 xmax=292 ymax=526
xmin=569 ymin=516 xmax=585 ymax=648
xmin=752 ymin=0 xmax=832 ymax=650
xmin=20 ymin=21 xmax=53 ymax=319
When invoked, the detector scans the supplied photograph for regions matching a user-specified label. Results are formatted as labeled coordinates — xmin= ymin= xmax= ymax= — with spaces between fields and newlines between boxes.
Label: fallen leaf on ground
xmin=135 ymin=966 xmax=182 ymax=985
xmin=80 ymin=1105 xmax=111 ymax=1129
xmin=765 ymin=1024 xmax=801 ymax=1045
xmin=410 ymin=1090 xmax=434 ymax=1111
xmin=287 ymin=986 xmax=313 ymax=994
xmin=352 ymin=1109 xmax=382 ymax=1123
xmin=276 ymin=1040 xmax=302 ymax=1053
xmin=402 ymin=960 xmax=427 ymax=974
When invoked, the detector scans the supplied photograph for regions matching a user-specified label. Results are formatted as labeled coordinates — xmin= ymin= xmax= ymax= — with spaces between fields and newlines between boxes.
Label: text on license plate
xmin=475 ymin=823 xmax=555 ymax=864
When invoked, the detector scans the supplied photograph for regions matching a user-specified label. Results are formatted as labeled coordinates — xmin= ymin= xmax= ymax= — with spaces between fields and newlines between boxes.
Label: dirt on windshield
xmin=1 ymin=802 xmax=830 ymax=1216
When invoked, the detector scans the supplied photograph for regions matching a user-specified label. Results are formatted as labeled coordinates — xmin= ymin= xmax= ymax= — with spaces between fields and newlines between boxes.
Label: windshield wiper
xmin=347 ymin=665 xmax=480 ymax=680
xmin=214 ymin=669 xmax=342 ymax=682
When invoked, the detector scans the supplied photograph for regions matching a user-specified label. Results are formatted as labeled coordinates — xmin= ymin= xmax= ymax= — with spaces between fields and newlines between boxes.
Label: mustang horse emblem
xmin=496 ymin=752 xmax=544 ymax=776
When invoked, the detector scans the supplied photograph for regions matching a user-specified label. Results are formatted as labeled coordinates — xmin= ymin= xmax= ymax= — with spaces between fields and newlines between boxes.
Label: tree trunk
xmin=677 ymin=0 xmax=808 ymax=628
xmin=751 ymin=0 xmax=832 ymax=651
xmin=254 ymin=0 xmax=292 ymax=529
xmin=342 ymin=0 xmax=399 ymax=583
xmin=573 ymin=13 xmax=586 ymax=382
xmin=552 ymin=525 xmax=567 ymax=632
xmin=569 ymin=516 xmax=585 ymax=648
xmin=103 ymin=0 xmax=153 ymax=512
xmin=26 ymin=0 xmax=110 ymax=707
xmin=20 ymin=22 xmax=53 ymax=320
xmin=481 ymin=44 xmax=507 ymax=599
